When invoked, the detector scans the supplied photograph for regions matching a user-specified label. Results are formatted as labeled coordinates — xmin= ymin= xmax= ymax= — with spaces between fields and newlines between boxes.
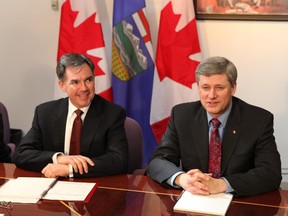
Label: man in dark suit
xmin=14 ymin=53 xmax=128 ymax=178
xmin=0 ymin=113 xmax=12 ymax=162
xmin=147 ymin=56 xmax=281 ymax=197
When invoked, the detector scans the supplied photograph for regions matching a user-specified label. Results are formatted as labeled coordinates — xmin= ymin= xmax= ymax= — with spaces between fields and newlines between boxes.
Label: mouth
xmin=207 ymin=101 xmax=218 ymax=106
xmin=78 ymin=92 xmax=90 ymax=100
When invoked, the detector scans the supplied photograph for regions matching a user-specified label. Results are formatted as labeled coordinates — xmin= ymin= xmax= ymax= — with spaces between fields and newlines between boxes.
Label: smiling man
xmin=14 ymin=53 xmax=128 ymax=178
xmin=147 ymin=56 xmax=282 ymax=197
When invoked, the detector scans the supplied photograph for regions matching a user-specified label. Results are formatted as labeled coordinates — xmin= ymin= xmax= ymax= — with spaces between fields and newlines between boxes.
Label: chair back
xmin=0 ymin=102 xmax=10 ymax=144
xmin=124 ymin=117 xmax=143 ymax=174
xmin=0 ymin=102 xmax=17 ymax=160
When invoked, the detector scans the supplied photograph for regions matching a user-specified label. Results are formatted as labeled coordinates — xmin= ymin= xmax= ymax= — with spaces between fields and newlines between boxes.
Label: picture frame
xmin=194 ymin=0 xmax=288 ymax=21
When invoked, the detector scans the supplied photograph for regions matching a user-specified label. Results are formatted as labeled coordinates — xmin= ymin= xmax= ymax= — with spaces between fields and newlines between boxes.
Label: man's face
xmin=58 ymin=63 xmax=95 ymax=108
xmin=197 ymin=74 xmax=236 ymax=118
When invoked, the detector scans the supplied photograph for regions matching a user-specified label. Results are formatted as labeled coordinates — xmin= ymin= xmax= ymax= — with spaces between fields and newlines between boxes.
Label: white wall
xmin=1 ymin=1 xmax=288 ymax=173
xmin=0 ymin=0 xmax=60 ymax=135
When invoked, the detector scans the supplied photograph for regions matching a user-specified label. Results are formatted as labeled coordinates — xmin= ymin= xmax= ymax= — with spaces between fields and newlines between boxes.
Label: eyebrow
xmin=85 ymin=76 xmax=94 ymax=80
xmin=69 ymin=75 xmax=93 ymax=82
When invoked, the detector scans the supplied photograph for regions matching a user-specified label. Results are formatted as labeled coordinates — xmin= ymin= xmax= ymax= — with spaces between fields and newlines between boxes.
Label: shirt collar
xmin=207 ymin=102 xmax=232 ymax=128
xmin=68 ymin=100 xmax=90 ymax=117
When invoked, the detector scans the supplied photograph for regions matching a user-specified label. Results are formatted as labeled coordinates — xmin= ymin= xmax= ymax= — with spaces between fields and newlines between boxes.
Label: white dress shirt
xmin=52 ymin=100 xmax=89 ymax=177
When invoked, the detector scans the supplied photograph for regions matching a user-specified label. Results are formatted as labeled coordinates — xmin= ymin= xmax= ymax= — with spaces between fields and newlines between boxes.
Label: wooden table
xmin=0 ymin=163 xmax=288 ymax=215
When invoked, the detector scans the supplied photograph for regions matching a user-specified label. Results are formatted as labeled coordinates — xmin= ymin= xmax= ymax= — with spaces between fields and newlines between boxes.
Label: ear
xmin=58 ymin=80 xmax=67 ymax=93
xmin=231 ymin=84 xmax=237 ymax=96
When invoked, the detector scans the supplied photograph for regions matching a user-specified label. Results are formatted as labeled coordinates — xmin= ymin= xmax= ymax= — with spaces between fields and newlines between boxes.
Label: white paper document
xmin=173 ymin=191 xmax=233 ymax=216
xmin=0 ymin=177 xmax=97 ymax=204
xmin=43 ymin=181 xmax=96 ymax=201
xmin=0 ymin=177 xmax=57 ymax=203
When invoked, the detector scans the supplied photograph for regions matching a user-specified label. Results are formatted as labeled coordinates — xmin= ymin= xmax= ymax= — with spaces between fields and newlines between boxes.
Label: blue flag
xmin=112 ymin=0 xmax=157 ymax=165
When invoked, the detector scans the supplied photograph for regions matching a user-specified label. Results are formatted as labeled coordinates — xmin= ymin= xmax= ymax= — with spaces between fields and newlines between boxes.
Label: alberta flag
xmin=57 ymin=0 xmax=112 ymax=101
xmin=150 ymin=0 xmax=202 ymax=143
xmin=112 ymin=0 xmax=157 ymax=164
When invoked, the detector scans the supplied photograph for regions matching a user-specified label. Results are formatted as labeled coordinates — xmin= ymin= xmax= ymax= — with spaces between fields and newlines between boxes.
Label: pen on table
xmin=177 ymin=190 xmax=185 ymax=201
xmin=40 ymin=177 xmax=59 ymax=199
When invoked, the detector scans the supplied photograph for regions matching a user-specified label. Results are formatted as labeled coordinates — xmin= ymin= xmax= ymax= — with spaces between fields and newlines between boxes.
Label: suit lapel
xmin=190 ymin=107 xmax=210 ymax=171
xmin=221 ymin=100 xmax=241 ymax=175
xmin=52 ymin=99 xmax=68 ymax=151
xmin=80 ymin=96 xmax=102 ymax=152
xmin=52 ymin=96 xmax=102 ymax=153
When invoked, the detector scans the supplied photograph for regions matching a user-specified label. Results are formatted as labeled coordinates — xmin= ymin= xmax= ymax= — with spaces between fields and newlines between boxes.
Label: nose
xmin=79 ymin=81 xmax=88 ymax=90
xmin=208 ymin=88 xmax=217 ymax=98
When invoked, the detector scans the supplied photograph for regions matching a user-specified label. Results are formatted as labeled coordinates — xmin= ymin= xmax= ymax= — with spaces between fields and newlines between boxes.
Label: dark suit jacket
xmin=148 ymin=97 xmax=282 ymax=196
xmin=14 ymin=95 xmax=128 ymax=177
xmin=0 ymin=113 xmax=11 ymax=163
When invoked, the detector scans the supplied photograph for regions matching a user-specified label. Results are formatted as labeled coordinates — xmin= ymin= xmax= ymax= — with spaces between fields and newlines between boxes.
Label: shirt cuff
xmin=52 ymin=152 xmax=64 ymax=164
xmin=68 ymin=164 xmax=74 ymax=178
xmin=222 ymin=177 xmax=234 ymax=193
xmin=167 ymin=171 xmax=185 ymax=188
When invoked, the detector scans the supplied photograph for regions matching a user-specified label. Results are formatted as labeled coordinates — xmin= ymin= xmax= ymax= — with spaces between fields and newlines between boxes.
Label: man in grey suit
xmin=14 ymin=53 xmax=128 ymax=178
xmin=148 ymin=56 xmax=281 ymax=197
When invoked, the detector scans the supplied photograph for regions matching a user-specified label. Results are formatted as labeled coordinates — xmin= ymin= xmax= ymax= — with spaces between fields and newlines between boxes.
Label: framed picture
xmin=194 ymin=0 xmax=288 ymax=21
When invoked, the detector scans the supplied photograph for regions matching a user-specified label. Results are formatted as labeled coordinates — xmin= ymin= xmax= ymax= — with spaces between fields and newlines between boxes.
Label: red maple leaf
xmin=156 ymin=2 xmax=201 ymax=88
xmin=57 ymin=0 xmax=105 ymax=76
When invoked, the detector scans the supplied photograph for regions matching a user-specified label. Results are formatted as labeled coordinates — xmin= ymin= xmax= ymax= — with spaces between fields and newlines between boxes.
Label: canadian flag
xmin=57 ymin=0 xmax=112 ymax=101
xmin=150 ymin=0 xmax=202 ymax=143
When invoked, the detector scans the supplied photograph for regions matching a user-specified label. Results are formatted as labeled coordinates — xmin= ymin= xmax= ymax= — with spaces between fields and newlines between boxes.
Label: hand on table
xmin=175 ymin=169 xmax=227 ymax=195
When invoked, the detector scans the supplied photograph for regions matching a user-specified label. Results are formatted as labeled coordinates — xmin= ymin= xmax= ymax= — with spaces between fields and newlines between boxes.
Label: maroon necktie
xmin=208 ymin=118 xmax=221 ymax=178
xmin=69 ymin=109 xmax=83 ymax=155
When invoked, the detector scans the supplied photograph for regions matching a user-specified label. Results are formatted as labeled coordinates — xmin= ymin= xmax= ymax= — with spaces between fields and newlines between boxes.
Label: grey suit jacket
xmin=148 ymin=97 xmax=282 ymax=196
xmin=14 ymin=95 xmax=128 ymax=177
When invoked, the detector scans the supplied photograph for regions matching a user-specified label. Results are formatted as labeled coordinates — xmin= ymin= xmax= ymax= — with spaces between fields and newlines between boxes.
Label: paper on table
xmin=173 ymin=191 xmax=233 ymax=216
xmin=0 ymin=177 xmax=57 ymax=203
xmin=43 ymin=181 xmax=98 ymax=202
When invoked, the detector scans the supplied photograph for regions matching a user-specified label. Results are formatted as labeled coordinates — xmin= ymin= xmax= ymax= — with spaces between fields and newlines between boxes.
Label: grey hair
xmin=195 ymin=56 xmax=237 ymax=87
xmin=56 ymin=53 xmax=95 ymax=81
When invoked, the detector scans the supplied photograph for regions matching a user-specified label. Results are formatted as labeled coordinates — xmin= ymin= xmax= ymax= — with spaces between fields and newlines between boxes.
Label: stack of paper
xmin=174 ymin=191 xmax=233 ymax=216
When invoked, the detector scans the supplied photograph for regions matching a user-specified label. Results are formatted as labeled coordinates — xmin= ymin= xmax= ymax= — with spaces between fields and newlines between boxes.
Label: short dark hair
xmin=56 ymin=53 xmax=95 ymax=81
